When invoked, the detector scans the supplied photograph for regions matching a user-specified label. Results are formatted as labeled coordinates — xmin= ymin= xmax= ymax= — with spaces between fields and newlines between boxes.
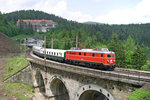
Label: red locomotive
xmin=65 ymin=48 xmax=116 ymax=70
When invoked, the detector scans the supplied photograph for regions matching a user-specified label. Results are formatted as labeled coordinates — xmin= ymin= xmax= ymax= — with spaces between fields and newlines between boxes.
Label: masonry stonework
xmin=31 ymin=63 xmax=139 ymax=100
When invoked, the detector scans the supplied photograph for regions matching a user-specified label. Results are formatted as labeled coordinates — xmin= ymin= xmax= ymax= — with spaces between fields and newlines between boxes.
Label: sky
xmin=0 ymin=0 xmax=150 ymax=24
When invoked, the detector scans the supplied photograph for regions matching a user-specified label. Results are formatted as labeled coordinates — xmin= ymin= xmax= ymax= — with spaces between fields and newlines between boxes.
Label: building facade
xmin=17 ymin=19 xmax=56 ymax=32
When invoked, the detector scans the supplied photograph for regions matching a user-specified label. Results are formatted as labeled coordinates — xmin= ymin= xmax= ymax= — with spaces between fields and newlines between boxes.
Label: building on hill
xmin=17 ymin=19 xmax=56 ymax=32
xmin=24 ymin=37 xmax=44 ymax=48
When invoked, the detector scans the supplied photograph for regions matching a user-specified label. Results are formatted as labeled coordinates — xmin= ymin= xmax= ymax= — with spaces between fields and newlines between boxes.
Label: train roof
xmin=33 ymin=46 xmax=66 ymax=52
xmin=66 ymin=48 xmax=115 ymax=54
xmin=46 ymin=48 xmax=66 ymax=52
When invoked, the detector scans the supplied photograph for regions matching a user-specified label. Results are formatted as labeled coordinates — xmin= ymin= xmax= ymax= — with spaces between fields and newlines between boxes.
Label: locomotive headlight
xmin=107 ymin=60 xmax=109 ymax=62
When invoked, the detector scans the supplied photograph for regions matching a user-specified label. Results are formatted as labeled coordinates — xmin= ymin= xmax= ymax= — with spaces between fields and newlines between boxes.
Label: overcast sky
xmin=0 ymin=0 xmax=150 ymax=24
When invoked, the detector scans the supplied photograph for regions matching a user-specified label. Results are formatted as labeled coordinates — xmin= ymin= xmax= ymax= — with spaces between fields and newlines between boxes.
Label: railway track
xmin=115 ymin=67 xmax=150 ymax=77
xmin=26 ymin=51 xmax=150 ymax=85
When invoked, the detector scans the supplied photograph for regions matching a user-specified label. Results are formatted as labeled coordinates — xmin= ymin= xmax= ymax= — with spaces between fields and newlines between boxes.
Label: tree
xmin=132 ymin=44 xmax=147 ymax=70
xmin=125 ymin=35 xmax=135 ymax=51
xmin=108 ymin=33 xmax=126 ymax=67
xmin=124 ymin=36 xmax=136 ymax=68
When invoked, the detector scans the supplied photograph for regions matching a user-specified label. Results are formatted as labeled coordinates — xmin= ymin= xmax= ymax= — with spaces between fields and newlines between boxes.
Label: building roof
xmin=17 ymin=19 xmax=56 ymax=25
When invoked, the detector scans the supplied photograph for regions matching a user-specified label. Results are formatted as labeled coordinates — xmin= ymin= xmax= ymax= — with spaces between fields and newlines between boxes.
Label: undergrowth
xmin=5 ymin=54 xmax=30 ymax=79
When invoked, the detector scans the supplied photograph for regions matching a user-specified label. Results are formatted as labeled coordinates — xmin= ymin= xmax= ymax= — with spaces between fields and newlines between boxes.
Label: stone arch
xmin=75 ymin=84 xmax=115 ymax=100
xmin=49 ymin=76 xmax=70 ymax=100
xmin=35 ymin=71 xmax=46 ymax=94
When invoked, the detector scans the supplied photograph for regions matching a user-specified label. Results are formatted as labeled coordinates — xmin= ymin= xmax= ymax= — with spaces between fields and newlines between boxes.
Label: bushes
xmin=129 ymin=89 xmax=150 ymax=100
xmin=141 ymin=61 xmax=150 ymax=71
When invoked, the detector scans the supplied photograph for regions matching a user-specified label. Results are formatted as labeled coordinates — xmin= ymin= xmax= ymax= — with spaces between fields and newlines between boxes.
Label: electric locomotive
xmin=65 ymin=48 xmax=116 ymax=70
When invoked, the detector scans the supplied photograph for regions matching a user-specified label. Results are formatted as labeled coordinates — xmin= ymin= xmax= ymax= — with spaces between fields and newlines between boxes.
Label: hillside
xmin=0 ymin=32 xmax=20 ymax=56
xmin=1 ymin=10 xmax=150 ymax=47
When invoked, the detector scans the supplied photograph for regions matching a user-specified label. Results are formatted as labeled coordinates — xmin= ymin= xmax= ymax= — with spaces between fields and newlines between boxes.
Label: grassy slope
xmin=4 ymin=54 xmax=30 ymax=79
xmin=3 ymin=54 xmax=33 ymax=100
xmin=4 ymin=83 xmax=34 ymax=100
xmin=129 ymin=89 xmax=150 ymax=100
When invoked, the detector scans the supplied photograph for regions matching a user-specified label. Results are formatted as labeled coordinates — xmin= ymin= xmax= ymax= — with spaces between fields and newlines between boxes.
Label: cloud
xmin=93 ymin=0 xmax=150 ymax=24
xmin=64 ymin=11 xmax=93 ymax=22
xmin=0 ymin=0 xmax=67 ymax=15
xmin=32 ymin=0 xmax=67 ymax=15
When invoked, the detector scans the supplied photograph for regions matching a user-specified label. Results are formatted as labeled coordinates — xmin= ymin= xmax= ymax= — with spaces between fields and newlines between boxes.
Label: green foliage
xmin=4 ymin=83 xmax=34 ymax=100
xmin=108 ymin=34 xmax=126 ymax=67
xmin=125 ymin=51 xmax=134 ymax=67
xmin=124 ymin=35 xmax=135 ymax=51
xmin=141 ymin=60 xmax=150 ymax=71
xmin=11 ymin=34 xmax=34 ymax=42
xmin=132 ymin=44 xmax=147 ymax=70
xmin=5 ymin=54 xmax=30 ymax=79
xmin=129 ymin=89 xmax=150 ymax=100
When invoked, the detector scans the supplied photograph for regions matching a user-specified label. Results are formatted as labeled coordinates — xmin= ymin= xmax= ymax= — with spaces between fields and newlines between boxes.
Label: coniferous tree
xmin=132 ymin=44 xmax=147 ymax=70
xmin=108 ymin=33 xmax=126 ymax=67
xmin=124 ymin=35 xmax=136 ymax=68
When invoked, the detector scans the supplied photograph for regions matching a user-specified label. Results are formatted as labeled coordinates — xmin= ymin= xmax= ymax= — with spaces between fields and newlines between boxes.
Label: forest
xmin=0 ymin=10 xmax=150 ymax=71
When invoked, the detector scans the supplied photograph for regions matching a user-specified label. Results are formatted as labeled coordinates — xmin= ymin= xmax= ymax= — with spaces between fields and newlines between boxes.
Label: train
xmin=32 ymin=46 xmax=116 ymax=70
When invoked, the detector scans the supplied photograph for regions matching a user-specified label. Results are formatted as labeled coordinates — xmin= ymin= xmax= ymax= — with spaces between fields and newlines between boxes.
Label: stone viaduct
xmin=27 ymin=53 xmax=150 ymax=100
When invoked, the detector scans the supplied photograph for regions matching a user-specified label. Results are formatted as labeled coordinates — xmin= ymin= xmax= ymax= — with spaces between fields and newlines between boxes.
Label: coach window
xmin=107 ymin=54 xmax=111 ymax=58
xmin=101 ymin=54 xmax=103 ymax=57
xmin=84 ymin=53 xmax=86 ymax=56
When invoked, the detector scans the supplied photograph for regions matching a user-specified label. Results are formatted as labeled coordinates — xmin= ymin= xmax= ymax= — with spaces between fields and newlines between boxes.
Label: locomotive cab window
xmin=107 ymin=54 xmax=111 ymax=58
xmin=112 ymin=54 xmax=115 ymax=58
xmin=84 ymin=53 xmax=86 ymax=56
